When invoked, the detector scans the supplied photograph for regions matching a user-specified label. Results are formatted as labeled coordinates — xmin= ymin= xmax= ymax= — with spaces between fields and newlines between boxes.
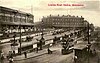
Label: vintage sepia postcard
xmin=0 ymin=0 xmax=100 ymax=63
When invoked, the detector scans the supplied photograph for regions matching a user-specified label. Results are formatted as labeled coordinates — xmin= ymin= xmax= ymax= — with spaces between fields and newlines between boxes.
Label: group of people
xmin=0 ymin=50 xmax=14 ymax=63
xmin=7 ymin=51 xmax=14 ymax=63
xmin=0 ymin=51 xmax=5 ymax=63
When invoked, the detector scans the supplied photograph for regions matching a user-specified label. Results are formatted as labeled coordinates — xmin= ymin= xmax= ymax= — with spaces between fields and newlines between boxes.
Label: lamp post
xmin=87 ymin=22 xmax=91 ymax=63
xmin=41 ymin=20 xmax=44 ymax=38
xmin=19 ymin=25 xmax=22 ymax=54
xmin=39 ymin=20 xmax=45 ymax=50
xmin=19 ymin=13 xmax=22 ymax=55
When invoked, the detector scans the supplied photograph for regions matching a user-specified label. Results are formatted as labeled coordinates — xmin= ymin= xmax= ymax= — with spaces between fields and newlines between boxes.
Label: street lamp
xmin=87 ymin=22 xmax=91 ymax=44
xmin=87 ymin=22 xmax=91 ymax=63
xmin=19 ymin=25 xmax=22 ymax=54
xmin=39 ymin=20 xmax=45 ymax=50
xmin=19 ymin=13 xmax=22 ymax=55
xmin=39 ymin=37 xmax=45 ymax=50
xmin=41 ymin=20 xmax=44 ymax=38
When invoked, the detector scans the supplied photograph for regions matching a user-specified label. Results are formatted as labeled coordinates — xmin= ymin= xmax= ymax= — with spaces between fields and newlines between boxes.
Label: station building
xmin=0 ymin=6 xmax=34 ymax=37
xmin=42 ymin=14 xmax=88 ymax=30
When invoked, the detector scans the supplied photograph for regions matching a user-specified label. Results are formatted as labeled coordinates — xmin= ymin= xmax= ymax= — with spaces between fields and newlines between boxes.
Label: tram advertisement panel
xmin=11 ymin=46 xmax=18 ymax=53
xmin=45 ymin=40 xmax=53 ymax=45
xmin=33 ymin=44 xmax=37 ymax=48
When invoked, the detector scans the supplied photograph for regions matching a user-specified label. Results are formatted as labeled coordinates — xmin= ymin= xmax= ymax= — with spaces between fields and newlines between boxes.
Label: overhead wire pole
xmin=69 ymin=4 xmax=71 ymax=31
xmin=31 ymin=4 xmax=33 ymax=15
xmin=41 ymin=20 xmax=43 ymax=38
xmin=30 ymin=0 xmax=33 ymax=15
xmin=87 ymin=22 xmax=90 ymax=63
xmin=19 ymin=12 xmax=22 ymax=55
xmin=88 ymin=22 xmax=90 ymax=44
xmin=30 ymin=0 xmax=34 ymax=32
xmin=38 ymin=20 xmax=44 ymax=50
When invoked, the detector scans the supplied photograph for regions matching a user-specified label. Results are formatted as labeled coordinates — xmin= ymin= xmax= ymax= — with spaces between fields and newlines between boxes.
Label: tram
xmin=12 ymin=38 xmax=54 ymax=54
xmin=18 ymin=43 xmax=36 ymax=53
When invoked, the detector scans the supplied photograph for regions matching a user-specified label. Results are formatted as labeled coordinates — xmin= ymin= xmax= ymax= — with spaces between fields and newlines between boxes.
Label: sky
xmin=0 ymin=0 xmax=100 ymax=26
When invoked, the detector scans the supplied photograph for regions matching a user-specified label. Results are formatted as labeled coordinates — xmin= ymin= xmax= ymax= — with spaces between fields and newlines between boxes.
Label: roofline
xmin=0 ymin=6 xmax=34 ymax=16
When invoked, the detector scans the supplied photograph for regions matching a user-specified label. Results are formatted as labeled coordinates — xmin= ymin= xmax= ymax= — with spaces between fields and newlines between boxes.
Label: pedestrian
xmin=47 ymin=48 xmax=52 ymax=54
xmin=8 ymin=53 xmax=13 ymax=63
xmin=93 ymin=49 xmax=96 ymax=55
xmin=36 ymin=48 xmax=38 ymax=53
xmin=1 ymin=53 xmax=4 ymax=63
xmin=9 ymin=58 xmax=14 ymax=63
xmin=24 ymin=52 xmax=27 ymax=58
xmin=74 ymin=56 xmax=77 ymax=63
xmin=9 ymin=54 xmax=13 ymax=59
xmin=47 ymin=48 xmax=50 ymax=54
xmin=0 ymin=50 xmax=2 ymax=56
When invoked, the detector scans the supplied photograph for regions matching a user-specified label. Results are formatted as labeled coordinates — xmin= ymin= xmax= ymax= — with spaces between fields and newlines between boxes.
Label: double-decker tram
xmin=18 ymin=42 xmax=36 ymax=53
xmin=12 ymin=38 xmax=54 ymax=54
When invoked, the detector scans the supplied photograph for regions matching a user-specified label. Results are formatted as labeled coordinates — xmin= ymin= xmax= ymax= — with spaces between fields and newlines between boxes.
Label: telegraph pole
xmin=88 ymin=22 xmax=90 ymax=44
xmin=87 ymin=22 xmax=90 ymax=63
xmin=39 ymin=20 xmax=45 ymax=50
xmin=19 ymin=13 xmax=22 ymax=54
xmin=41 ymin=20 xmax=43 ymax=38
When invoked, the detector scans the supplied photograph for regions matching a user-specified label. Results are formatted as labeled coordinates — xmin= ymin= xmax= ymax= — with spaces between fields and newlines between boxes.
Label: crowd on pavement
xmin=0 ymin=50 xmax=14 ymax=63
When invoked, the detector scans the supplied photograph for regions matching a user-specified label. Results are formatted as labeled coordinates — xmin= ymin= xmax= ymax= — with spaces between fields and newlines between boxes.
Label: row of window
xmin=0 ymin=15 xmax=33 ymax=23
xmin=52 ymin=23 xmax=84 ymax=25
xmin=44 ymin=21 xmax=84 ymax=24
xmin=45 ymin=18 xmax=83 ymax=21
xmin=3 ymin=29 xmax=34 ymax=33
xmin=43 ymin=20 xmax=84 ymax=24
xmin=1 ymin=26 xmax=33 ymax=30
xmin=0 ymin=13 xmax=33 ymax=19
xmin=53 ymin=24 xmax=84 ymax=27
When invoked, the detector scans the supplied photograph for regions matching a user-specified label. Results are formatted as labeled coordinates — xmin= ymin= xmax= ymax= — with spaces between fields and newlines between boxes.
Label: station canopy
xmin=0 ymin=21 xmax=34 ymax=26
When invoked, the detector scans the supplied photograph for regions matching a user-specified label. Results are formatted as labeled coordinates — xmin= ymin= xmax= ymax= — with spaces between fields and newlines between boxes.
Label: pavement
xmin=0 ymin=30 xmax=87 ymax=63
xmin=13 ymin=44 xmax=61 ymax=61
xmin=12 ymin=36 xmax=83 ymax=62
xmin=13 ymin=44 xmax=74 ymax=63
xmin=2 ymin=38 xmax=98 ymax=63
xmin=13 ymin=49 xmax=47 ymax=61
xmin=12 ymin=36 xmax=82 ymax=61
